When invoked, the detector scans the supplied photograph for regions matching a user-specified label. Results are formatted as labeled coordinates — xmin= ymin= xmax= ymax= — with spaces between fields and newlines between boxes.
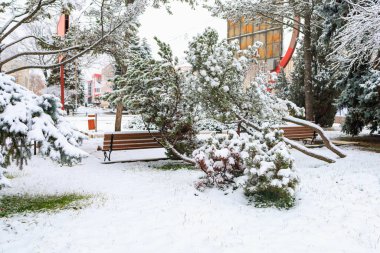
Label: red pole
xmin=60 ymin=64 xmax=65 ymax=110
xmin=57 ymin=14 xmax=69 ymax=111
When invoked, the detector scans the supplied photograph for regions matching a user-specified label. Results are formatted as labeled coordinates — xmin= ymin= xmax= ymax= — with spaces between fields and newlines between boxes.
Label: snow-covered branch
xmin=283 ymin=116 xmax=347 ymax=158
xmin=331 ymin=0 xmax=380 ymax=68
xmin=238 ymin=114 xmax=337 ymax=163
xmin=0 ymin=44 xmax=85 ymax=67
xmin=0 ymin=0 xmax=57 ymax=43
xmin=1 ymin=35 xmax=57 ymax=52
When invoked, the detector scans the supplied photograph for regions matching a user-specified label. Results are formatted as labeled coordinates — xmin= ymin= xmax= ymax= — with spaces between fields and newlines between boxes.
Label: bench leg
xmin=311 ymin=132 xmax=317 ymax=145
xmin=103 ymin=151 xmax=112 ymax=162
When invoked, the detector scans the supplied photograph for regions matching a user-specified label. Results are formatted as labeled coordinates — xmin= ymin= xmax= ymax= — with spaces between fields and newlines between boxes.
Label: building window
xmin=227 ymin=18 xmax=283 ymax=60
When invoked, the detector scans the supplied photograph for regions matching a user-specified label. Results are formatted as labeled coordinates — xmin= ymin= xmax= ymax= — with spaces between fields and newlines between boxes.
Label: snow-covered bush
xmin=193 ymin=131 xmax=247 ymax=190
xmin=0 ymin=73 xmax=87 ymax=174
xmin=244 ymin=129 xmax=298 ymax=209
xmin=193 ymin=129 xmax=298 ymax=208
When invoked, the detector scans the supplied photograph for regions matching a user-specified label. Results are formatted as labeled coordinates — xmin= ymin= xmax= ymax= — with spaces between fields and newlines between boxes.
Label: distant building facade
xmin=2 ymin=60 xmax=31 ymax=88
xmin=227 ymin=18 xmax=297 ymax=84
xmin=85 ymin=64 xmax=116 ymax=107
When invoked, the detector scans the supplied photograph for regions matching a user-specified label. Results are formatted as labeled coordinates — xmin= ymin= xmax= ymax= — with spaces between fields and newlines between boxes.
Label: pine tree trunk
xmin=303 ymin=13 xmax=314 ymax=121
xmin=114 ymin=102 xmax=123 ymax=132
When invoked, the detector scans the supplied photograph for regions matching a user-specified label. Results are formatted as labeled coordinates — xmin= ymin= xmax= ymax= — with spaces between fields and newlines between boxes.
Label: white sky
xmin=84 ymin=2 xmax=226 ymax=79
xmin=139 ymin=2 xmax=226 ymax=60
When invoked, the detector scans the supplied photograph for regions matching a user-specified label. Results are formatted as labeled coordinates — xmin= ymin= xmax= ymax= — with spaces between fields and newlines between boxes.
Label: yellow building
xmin=227 ymin=17 xmax=298 ymax=79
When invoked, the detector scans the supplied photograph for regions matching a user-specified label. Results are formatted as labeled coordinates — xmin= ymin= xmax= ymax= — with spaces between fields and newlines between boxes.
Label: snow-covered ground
xmin=1 ymin=141 xmax=380 ymax=253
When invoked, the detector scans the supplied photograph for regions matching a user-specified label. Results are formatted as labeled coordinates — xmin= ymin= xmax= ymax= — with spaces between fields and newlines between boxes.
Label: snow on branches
xmin=186 ymin=28 xmax=301 ymax=126
xmin=0 ymin=73 xmax=87 ymax=173
xmin=193 ymin=131 xmax=247 ymax=190
xmin=332 ymin=0 xmax=380 ymax=68
xmin=193 ymin=129 xmax=298 ymax=208
xmin=111 ymin=36 xmax=198 ymax=159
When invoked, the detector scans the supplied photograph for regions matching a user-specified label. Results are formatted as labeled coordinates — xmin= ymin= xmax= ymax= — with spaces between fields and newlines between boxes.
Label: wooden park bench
xmin=280 ymin=125 xmax=318 ymax=145
xmin=97 ymin=131 xmax=163 ymax=162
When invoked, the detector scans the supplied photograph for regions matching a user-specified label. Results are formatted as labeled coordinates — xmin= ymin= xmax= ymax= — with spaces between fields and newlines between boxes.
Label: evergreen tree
xmin=337 ymin=65 xmax=380 ymax=135
xmin=287 ymin=42 xmax=340 ymax=127
xmin=112 ymin=36 xmax=198 ymax=159
xmin=276 ymin=7 xmax=343 ymax=128
xmin=0 ymin=73 xmax=87 ymax=188
xmin=330 ymin=0 xmax=380 ymax=135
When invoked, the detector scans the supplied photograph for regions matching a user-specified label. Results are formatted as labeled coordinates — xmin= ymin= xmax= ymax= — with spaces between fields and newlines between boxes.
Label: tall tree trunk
xmin=303 ymin=12 xmax=314 ymax=121
xmin=114 ymin=101 xmax=123 ymax=132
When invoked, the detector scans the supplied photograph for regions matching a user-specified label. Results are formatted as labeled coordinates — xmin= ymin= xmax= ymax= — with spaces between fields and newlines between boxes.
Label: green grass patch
xmin=155 ymin=163 xmax=195 ymax=171
xmin=246 ymin=187 xmax=295 ymax=210
xmin=0 ymin=193 xmax=91 ymax=218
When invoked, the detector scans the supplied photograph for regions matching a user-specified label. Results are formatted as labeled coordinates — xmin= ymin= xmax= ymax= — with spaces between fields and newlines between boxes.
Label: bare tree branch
xmin=0 ymin=44 xmax=84 ymax=67
xmin=1 ymin=35 xmax=56 ymax=52
xmin=5 ymin=16 xmax=128 ymax=74
xmin=0 ymin=0 xmax=57 ymax=43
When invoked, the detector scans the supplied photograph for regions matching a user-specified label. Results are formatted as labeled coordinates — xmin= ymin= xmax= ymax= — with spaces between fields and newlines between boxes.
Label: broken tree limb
xmin=237 ymin=114 xmax=337 ymax=164
xmin=163 ymin=140 xmax=196 ymax=165
xmin=283 ymin=137 xmax=336 ymax=163
xmin=283 ymin=115 xmax=347 ymax=158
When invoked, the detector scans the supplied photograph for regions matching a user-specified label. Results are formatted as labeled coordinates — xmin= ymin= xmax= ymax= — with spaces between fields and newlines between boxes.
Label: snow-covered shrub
xmin=0 ymin=73 xmax=87 ymax=172
xmin=193 ymin=131 xmax=247 ymax=190
xmin=244 ymin=129 xmax=299 ymax=209
xmin=193 ymin=128 xmax=298 ymax=208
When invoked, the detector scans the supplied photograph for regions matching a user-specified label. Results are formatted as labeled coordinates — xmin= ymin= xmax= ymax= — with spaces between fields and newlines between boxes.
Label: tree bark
xmin=303 ymin=12 xmax=314 ymax=121
xmin=114 ymin=102 xmax=123 ymax=132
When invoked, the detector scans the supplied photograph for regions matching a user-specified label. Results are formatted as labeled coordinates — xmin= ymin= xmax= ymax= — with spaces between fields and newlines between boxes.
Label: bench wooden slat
xmin=104 ymin=133 xmax=161 ymax=141
xmin=102 ymin=143 xmax=162 ymax=151
xmin=103 ymin=138 xmax=162 ymax=145
xmin=103 ymin=141 xmax=161 ymax=149
xmin=279 ymin=125 xmax=317 ymax=142
xmin=100 ymin=132 xmax=164 ymax=161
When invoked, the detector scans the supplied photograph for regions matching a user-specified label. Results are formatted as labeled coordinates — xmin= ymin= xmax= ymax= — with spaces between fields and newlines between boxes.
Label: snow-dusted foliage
xmin=194 ymin=119 xmax=232 ymax=132
xmin=124 ymin=116 xmax=158 ymax=131
xmin=112 ymin=36 xmax=198 ymax=159
xmin=186 ymin=28 xmax=261 ymax=121
xmin=332 ymin=0 xmax=380 ymax=68
xmin=193 ymin=131 xmax=247 ymax=190
xmin=193 ymin=129 xmax=298 ymax=208
xmin=244 ymin=129 xmax=298 ymax=208
xmin=186 ymin=28 xmax=301 ymax=126
xmin=0 ymin=73 xmax=87 ymax=172
xmin=337 ymin=68 xmax=380 ymax=135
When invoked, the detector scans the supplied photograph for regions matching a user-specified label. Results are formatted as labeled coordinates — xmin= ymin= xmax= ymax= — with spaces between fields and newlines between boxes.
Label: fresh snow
xmin=1 ymin=143 xmax=380 ymax=253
